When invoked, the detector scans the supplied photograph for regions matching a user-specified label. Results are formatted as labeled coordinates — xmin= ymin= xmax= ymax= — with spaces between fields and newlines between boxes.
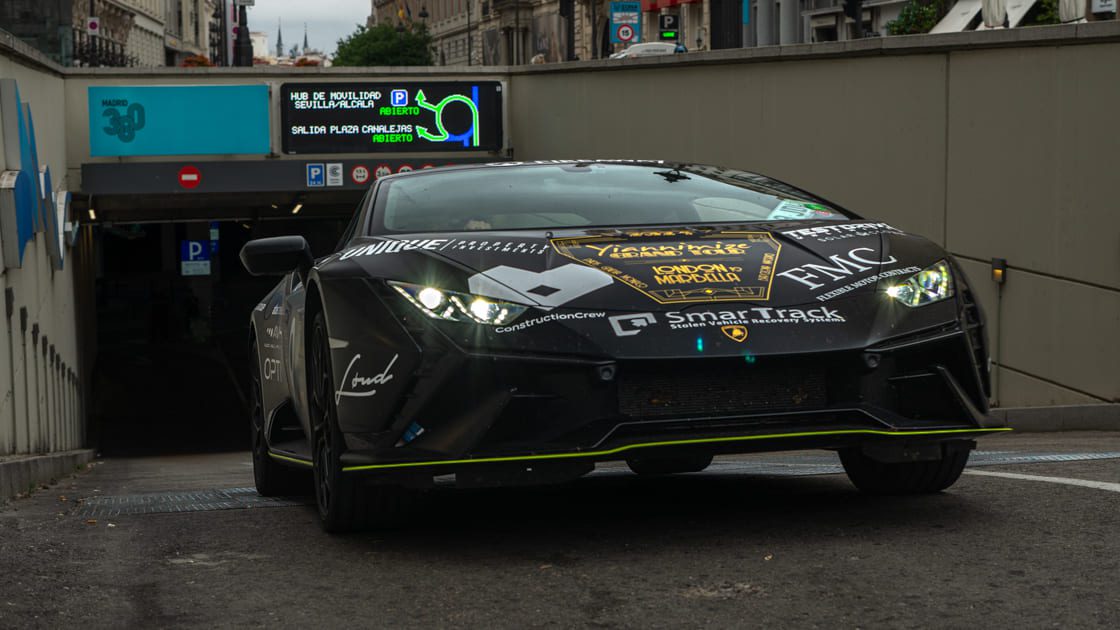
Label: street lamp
xmin=420 ymin=6 xmax=429 ymax=19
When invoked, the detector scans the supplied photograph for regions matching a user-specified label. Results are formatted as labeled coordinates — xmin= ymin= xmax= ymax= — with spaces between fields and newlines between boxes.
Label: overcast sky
xmin=247 ymin=0 xmax=371 ymax=56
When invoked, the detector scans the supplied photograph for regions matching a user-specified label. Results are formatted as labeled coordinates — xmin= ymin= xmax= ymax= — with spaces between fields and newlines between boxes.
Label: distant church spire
xmin=303 ymin=23 xmax=309 ymax=53
xmin=276 ymin=19 xmax=284 ymax=58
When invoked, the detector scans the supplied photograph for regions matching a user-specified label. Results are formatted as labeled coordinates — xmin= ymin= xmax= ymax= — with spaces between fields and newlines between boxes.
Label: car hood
xmin=342 ymin=221 xmax=926 ymax=311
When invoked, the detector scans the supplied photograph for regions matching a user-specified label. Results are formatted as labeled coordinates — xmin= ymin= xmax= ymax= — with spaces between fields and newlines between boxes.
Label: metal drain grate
xmin=76 ymin=487 xmax=308 ymax=518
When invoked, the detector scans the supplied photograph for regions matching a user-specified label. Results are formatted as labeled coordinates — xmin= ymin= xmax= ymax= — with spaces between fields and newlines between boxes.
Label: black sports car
xmin=241 ymin=161 xmax=1008 ymax=531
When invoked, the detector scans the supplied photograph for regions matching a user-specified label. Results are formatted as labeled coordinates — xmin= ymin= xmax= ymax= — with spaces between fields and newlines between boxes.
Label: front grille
xmin=618 ymin=361 xmax=827 ymax=418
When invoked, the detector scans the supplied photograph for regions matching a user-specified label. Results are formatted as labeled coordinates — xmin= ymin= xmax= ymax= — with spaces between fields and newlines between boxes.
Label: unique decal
xmin=608 ymin=312 xmax=657 ymax=337
xmin=263 ymin=358 xmax=283 ymax=382
xmin=468 ymin=264 xmax=613 ymax=309
xmin=340 ymin=238 xmax=449 ymax=259
xmin=814 ymin=266 xmax=921 ymax=302
xmin=335 ymin=353 xmax=398 ymax=403
xmin=494 ymin=311 xmax=605 ymax=334
xmin=665 ymin=306 xmax=845 ymax=331
xmin=254 ymin=302 xmax=266 ymax=312
xmin=328 ymin=337 xmax=350 ymax=349
xmin=271 ymin=306 xmax=282 ymax=316
xmin=777 ymin=247 xmax=898 ymax=291
xmin=265 ymin=324 xmax=282 ymax=340
xmin=721 ymin=325 xmax=749 ymax=342
xmin=550 ymin=229 xmax=781 ymax=305
xmin=780 ymin=222 xmax=901 ymax=243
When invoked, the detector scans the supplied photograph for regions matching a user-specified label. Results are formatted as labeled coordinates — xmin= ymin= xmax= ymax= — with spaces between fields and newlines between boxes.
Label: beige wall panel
xmin=946 ymin=44 xmax=1120 ymax=290
xmin=996 ymin=367 xmax=1103 ymax=407
xmin=512 ymin=55 xmax=949 ymax=241
xmin=998 ymin=269 xmax=1119 ymax=402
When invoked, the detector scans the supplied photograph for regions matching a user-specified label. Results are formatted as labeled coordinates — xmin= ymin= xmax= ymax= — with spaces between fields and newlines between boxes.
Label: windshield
xmin=373 ymin=162 xmax=855 ymax=234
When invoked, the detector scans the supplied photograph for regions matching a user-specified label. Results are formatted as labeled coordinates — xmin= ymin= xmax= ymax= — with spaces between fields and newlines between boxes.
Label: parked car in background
xmin=610 ymin=42 xmax=678 ymax=59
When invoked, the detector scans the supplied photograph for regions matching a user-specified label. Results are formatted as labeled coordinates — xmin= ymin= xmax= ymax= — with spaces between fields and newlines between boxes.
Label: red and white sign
xmin=421 ymin=164 xmax=435 ymax=170
xmin=177 ymin=165 xmax=202 ymax=189
xmin=351 ymin=165 xmax=371 ymax=185
xmin=374 ymin=164 xmax=392 ymax=179
xmin=87 ymin=17 xmax=101 ymax=36
xmin=397 ymin=164 xmax=414 ymax=173
xmin=616 ymin=24 xmax=635 ymax=43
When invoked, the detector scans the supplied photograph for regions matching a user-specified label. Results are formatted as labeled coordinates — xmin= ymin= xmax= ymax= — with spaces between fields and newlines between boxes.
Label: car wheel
xmin=309 ymin=312 xmax=414 ymax=532
xmin=840 ymin=441 xmax=971 ymax=495
xmin=627 ymin=454 xmax=713 ymax=476
xmin=249 ymin=344 xmax=309 ymax=497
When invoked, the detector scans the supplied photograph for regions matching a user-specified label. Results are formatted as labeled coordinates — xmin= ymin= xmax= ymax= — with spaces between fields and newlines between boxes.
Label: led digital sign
xmin=280 ymin=82 xmax=503 ymax=154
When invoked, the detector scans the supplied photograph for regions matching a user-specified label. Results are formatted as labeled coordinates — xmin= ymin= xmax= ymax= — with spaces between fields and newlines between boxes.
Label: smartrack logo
xmin=609 ymin=313 xmax=657 ymax=337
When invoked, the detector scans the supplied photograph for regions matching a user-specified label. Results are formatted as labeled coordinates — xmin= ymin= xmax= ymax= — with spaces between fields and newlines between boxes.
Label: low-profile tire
xmin=309 ymin=312 xmax=414 ymax=533
xmin=249 ymin=344 xmax=310 ymax=497
xmin=840 ymin=441 xmax=971 ymax=495
xmin=627 ymin=454 xmax=714 ymax=476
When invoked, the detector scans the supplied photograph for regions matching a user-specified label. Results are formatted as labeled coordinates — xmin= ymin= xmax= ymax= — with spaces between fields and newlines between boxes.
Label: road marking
xmin=964 ymin=470 xmax=1120 ymax=493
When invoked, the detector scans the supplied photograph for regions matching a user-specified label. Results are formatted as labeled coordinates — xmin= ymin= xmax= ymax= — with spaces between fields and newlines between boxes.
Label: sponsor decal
xmin=777 ymin=247 xmax=898 ymax=292
xmin=608 ymin=312 xmax=657 ymax=337
xmin=665 ymin=306 xmax=845 ymax=330
xmin=766 ymin=200 xmax=835 ymax=221
xmin=336 ymin=353 xmax=398 ymax=403
xmin=494 ymin=311 xmax=606 ymax=334
xmin=264 ymin=324 xmax=282 ymax=340
xmin=340 ymin=238 xmax=449 ymax=259
xmin=721 ymin=325 xmax=749 ymax=342
xmin=814 ymin=266 xmax=921 ymax=302
xmin=263 ymin=358 xmax=283 ymax=382
xmin=445 ymin=239 xmax=549 ymax=256
xmin=254 ymin=302 xmax=266 ymax=312
xmin=468 ymin=264 xmax=613 ymax=310
xmin=271 ymin=306 xmax=282 ymax=316
xmin=550 ymin=229 xmax=781 ymax=305
xmin=780 ymin=222 xmax=901 ymax=243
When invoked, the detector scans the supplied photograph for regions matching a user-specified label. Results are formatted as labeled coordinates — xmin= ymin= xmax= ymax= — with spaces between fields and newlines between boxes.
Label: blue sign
xmin=743 ymin=0 xmax=751 ymax=24
xmin=391 ymin=89 xmax=408 ymax=107
xmin=610 ymin=2 xmax=642 ymax=44
xmin=306 ymin=163 xmax=325 ymax=187
xmin=88 ymin=85 xmax=270 ymax=157
xmin=180 ymin=240 xmax=210 ymax=262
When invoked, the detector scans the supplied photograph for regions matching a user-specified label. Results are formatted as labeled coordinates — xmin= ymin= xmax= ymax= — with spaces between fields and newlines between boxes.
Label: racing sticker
xmin=549 ymin=229 xmax=781 ymax=305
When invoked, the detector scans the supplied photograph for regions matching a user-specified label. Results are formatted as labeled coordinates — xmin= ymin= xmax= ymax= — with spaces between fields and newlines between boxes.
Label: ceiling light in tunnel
xmin=88 ymin=208 xmax=96 ymax=221
xmin=291 ymin=203 xmax=303 ymax=215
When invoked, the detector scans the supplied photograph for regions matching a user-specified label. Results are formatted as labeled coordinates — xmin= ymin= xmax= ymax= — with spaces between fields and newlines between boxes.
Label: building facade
xmin=0 ymin=0 xmax=175 ymax=66
xmin=163 ymin=0 xmax=215 ymax=65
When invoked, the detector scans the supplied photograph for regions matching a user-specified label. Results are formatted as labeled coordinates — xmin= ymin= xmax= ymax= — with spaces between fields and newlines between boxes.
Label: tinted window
xmin=374 ymin=163 xmax=854 ymax=233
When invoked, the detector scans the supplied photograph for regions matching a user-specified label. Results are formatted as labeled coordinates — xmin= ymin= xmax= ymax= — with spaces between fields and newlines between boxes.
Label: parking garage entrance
xmin=76 ymin=166 xmax=373 ymax=455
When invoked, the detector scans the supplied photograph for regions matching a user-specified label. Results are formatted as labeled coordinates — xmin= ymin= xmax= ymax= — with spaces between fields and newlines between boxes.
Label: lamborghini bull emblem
xmin=550 ymin=229 xmax=781 ymax=304
xmin=721 ymin=325 xmax=748 ymax=343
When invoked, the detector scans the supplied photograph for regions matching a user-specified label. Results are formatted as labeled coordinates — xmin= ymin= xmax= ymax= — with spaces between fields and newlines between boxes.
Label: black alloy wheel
xmin=840 ymin=441 xmax=972 ymax=495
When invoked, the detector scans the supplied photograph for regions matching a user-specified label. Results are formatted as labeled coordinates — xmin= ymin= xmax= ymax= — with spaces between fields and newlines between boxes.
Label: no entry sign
xmin=177 ymin=165 xmax=201 ymax=189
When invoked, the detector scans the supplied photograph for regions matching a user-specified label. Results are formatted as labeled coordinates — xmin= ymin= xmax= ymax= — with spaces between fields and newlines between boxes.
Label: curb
xmin=0 ymin=450 xmax=96 ymax=503
xmin=994 ymin=404 xmax=1120 ymax=432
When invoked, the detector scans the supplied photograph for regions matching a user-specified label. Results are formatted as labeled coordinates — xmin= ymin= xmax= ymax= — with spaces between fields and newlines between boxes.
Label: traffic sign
xmin=397 ymin=165 xmax=414 ymax=173
xmin=177 ymin=165 xmax=201 ymax=189
xmin=326 ymin=162 xmax=343 ymax=186
xmin=659 ymin=14 xmax=679 ymax=30
xmin=87 ymin=17 xmax=100 ymax=36
xmin=306 ymin=163 xmax=325 ymax=187
xmin=180 ymin=240 xmax=211 ymax=276
xmin=609 ymin=2 xmax=642 ymax=45
xmin=374 ymin=164 xmax=392 ymax=179
xmin=351 ymin=165 xmax=371 ymax=185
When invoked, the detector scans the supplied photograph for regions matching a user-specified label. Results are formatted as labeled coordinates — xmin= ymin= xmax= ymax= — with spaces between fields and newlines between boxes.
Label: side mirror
xmin=240 ymin=236 xmax=314 ymax=276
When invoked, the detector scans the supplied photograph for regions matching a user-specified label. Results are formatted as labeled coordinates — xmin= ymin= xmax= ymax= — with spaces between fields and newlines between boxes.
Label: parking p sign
xmin=180 ymin=240 xmax=211 ymax=276
xmin=306 ymin=163 xmax=325 ymax=187
xmin=610 ymin=2 xmax=642 ymax=44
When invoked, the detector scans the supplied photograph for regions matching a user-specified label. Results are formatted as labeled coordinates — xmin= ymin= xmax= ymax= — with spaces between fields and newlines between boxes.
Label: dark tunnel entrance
xmin=90 ymin=216 xmax=348 ymax=456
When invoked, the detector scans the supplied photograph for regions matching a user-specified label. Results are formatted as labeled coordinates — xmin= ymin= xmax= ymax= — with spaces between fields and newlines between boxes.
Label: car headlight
xmin=388 ymin=281 xmax=529 ymax=325
xmin=885 ymin=260 xmax=954 ymax=307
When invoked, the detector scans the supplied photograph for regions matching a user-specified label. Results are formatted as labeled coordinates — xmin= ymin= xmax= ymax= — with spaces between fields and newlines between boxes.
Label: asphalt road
xmin=1 ymin=432 xmax=1118 ymax=628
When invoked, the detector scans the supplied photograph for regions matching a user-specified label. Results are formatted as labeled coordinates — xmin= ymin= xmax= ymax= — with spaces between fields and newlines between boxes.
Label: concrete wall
xmin=0 ymin=35 xmax=85 ymax=457
xmin=510 ymin=25 xmax=1120 ymax=407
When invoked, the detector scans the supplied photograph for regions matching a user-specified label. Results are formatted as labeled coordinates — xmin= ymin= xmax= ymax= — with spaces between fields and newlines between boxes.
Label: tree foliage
xmin=887 ymin=0 xmax=949 ymax=35
xmin=333 ymin=23 xmax=434 ymax=67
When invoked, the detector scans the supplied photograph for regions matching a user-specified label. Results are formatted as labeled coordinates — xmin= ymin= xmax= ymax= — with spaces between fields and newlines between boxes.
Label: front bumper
xmin=339 ymin=322 xmax=1004 ymax=474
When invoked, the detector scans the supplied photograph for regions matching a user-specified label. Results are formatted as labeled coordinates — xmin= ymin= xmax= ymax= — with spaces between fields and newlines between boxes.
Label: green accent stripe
xmin=269 ymin=452 xmax=314 ymax=467
xmin=341 ymin=427 xmax=1012 ymax=472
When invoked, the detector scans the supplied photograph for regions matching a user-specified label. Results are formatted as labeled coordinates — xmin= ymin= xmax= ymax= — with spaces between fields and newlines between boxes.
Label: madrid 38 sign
xmin=279 ymin=82 xmax=504 ymax=154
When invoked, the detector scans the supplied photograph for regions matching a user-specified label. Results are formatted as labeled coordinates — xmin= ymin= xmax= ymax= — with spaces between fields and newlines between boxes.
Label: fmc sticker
xmin=550 ymin=229 xmax=781 ymax=304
